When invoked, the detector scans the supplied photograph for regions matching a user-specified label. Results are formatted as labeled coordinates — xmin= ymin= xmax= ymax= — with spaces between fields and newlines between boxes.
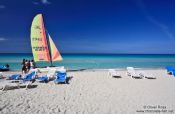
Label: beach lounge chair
xmin=126 ymin=67 xmax=142 ymax=79
xmin=108 ymin=69 xmax=121 ymax=78
xmin=37 ymin=68 xmax=56 ymax=83
xmin=138 ymin=71 xmax=156 ymax=79
xmin=0 ymin=72 xmax=4 ymax=79
xmin=54 ymin=69 xmax=67 ymax=84
xmin=6 ymin=69 xmax=37 ymax=81
xmin=0 ymin=71 xmax=37 ymax=91
xmin=28 ymin=68 xmax=40 ymax=75
xmin=8 ymin=74 xmax=21 ymax=80
xmin=0 ymin=80 xmax=20 ymax=91
xmin=126 ymin=67 xmax=134 ymax=76
xmin=16 ymin=71 xmax=37 ymax=89
xmin=165 ymin=66 xmax=175 ymax=74
xmin=22 ymin=71 xmax=36 ymax=81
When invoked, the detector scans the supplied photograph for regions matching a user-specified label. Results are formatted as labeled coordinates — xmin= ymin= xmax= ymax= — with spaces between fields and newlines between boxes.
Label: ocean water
xmin=0 ymin=53 xmax=175 ymax=71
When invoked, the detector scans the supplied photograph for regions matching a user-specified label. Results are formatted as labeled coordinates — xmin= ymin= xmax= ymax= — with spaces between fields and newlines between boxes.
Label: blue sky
xmin=0 ymin=0 xmax=175 ymax=54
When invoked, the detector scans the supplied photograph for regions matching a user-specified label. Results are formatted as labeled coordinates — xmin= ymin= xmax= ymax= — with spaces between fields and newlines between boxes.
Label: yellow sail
xmin=48 ymin=34 xmax=63 ymax=61
xmin=31 ymin=14 xmax=51 ymax=61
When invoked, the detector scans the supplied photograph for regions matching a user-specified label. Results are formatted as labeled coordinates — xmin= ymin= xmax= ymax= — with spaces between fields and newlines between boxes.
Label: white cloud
xmin=0 ymin=38 xmax=7 ymax=41
xmin=0 ymin=5 xmax=5 ymax=9
xmin=33 ymin=0 xmax=51 ymax=5
xmin=41 ymin=0 xmax=51 ymax=5
xmin=146 ymin=15 xmax=174 ymax=41
xmin=135 ymin=0 xmax=174 ymax=42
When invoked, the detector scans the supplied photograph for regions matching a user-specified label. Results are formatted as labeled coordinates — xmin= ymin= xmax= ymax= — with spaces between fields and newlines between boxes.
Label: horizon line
xmin=1 ymin=53 xmax=175 ymax=55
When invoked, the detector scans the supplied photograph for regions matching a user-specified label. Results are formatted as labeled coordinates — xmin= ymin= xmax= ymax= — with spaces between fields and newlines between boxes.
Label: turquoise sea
xmin=0 ymin=53 xmax=175 ymax=71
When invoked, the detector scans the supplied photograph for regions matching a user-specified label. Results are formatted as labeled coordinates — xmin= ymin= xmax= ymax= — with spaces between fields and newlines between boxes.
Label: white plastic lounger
xmin=108 ymin=69 xmax=121 ymax=78
xmin=47 ymin=68 xmax=57 ymax=78
xmin=28 ymin=69 xmax=41 ymax=76
xmin=18 ymin=80 xmax=34 ymax=89
xmin=127 ymin=67 xmax=142 ymax=79
xmin=0 ymin=80 xmax=34 ymax=91
xmin=0 ymin=80 xmax=20 ymax=91
xmin=139 ymin=71 xmax=156 ymax=79
xmin=0 ymin=72 xmax=3 ymax=79
xmin=36 ymin=68 xmax=56 ymax=82
xmin=130 ymin=71 xmax=142 ymax=78
xmin=126 ymin=67 xmax=134 ymax=76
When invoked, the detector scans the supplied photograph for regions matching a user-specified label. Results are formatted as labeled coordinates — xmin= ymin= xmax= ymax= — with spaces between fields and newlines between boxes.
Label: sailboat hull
xmin=36 ymin=66 xmax=65 ymax=72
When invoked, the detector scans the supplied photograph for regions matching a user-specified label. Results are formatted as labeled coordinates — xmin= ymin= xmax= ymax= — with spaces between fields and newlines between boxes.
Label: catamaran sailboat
xmin=30 ymin=14 xmax=63 ymax=71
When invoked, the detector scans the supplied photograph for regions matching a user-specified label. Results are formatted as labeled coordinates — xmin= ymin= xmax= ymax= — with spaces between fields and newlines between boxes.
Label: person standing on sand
xmin=30 ymin=60 xmax=35 ymax=70
xmin=27 ymin=60 xmax=31 ymax=72
xmin=25 ymin=60 xmax=28 ymax=73
xmin=5 ymin=64 xmax=9 ymax=68
xmin=21 ymin=59 xmax=26 ymax=74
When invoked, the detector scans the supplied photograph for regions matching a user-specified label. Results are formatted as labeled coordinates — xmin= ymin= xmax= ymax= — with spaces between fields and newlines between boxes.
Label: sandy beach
xmin=0 ymin=69 xmax=175 ymax=114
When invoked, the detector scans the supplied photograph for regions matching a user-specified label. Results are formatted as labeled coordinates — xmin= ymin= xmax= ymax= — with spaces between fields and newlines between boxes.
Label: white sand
xmin=0 ymin=69 xmax=175 ymax=114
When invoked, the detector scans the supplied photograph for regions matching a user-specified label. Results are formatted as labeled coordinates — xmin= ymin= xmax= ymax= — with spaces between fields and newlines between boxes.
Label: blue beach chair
xmin=22 ymin=71 xmax=37 ymax=82
xmin=9 ymin=74 xmax=21 ymax=80
xmin=165 ymin=66 xmax=175 ymax=74
xmin=2 ymin=71 xmax=37 ymax=90
xmin=165 ymin=66 xmax=174 ymax=72
xmin=37 ymin=76 xmax=49 ymax=83
xmin=169 ymin=69 xmax=175 ymax=76
xmin=54 ymin=70 xmax=67 ymax=84
xmin=165 ymin=66 xmax=175 ymax=77
xmin=17 ymin=71 xmax=37 ymax=89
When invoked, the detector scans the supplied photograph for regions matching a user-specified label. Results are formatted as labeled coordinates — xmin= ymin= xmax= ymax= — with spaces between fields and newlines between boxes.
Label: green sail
xmin=30 ymin=14 xmax=51 ymax=62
